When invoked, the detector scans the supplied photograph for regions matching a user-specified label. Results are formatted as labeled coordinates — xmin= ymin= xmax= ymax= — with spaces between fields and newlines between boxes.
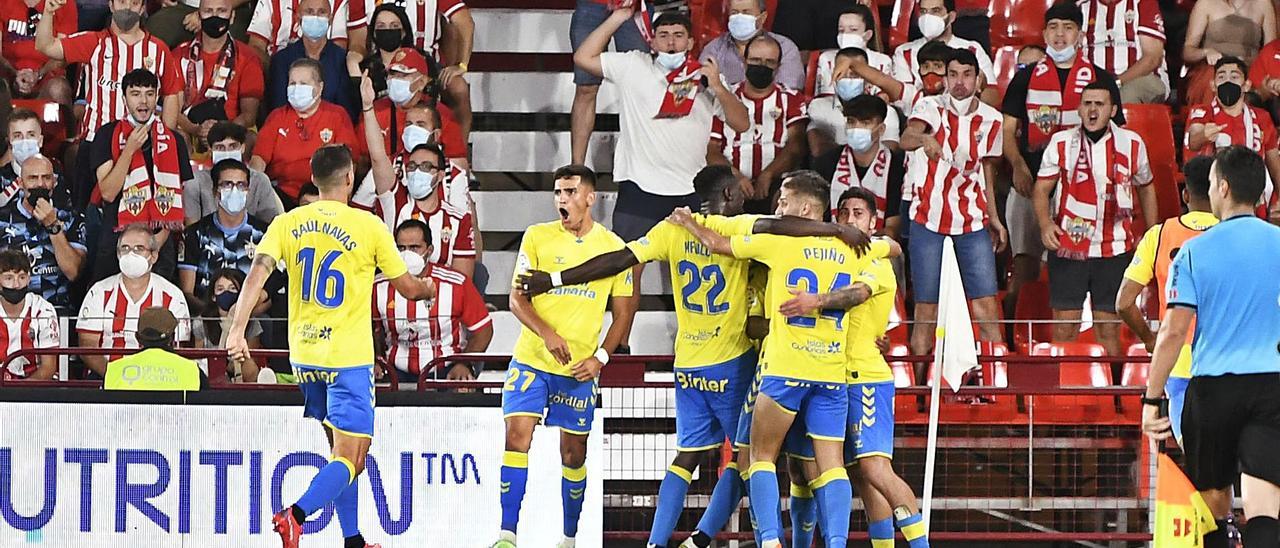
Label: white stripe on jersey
xmin=1078 ymin=0 xmax=1168 ymax=92
xmin=376 ymin=275 xmax=475 ymax=375
xmin=711 ymin=84 xmax=806 ymax=180
xmin=907 ymin=97 xmax=1003 ymax=235
xmin=81 ymin=35 xmax=168 ymax=141
xmin=1 ymin=294 xmax=58 ymax=377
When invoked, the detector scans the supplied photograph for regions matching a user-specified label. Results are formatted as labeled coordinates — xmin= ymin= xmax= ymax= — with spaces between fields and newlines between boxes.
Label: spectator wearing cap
xmin=0 ymin=153 xmax=86 ymax=314
xmin=1033 ymin=81 xmax=1158 ymax=357
xmin=104 ymin=306 xmax=206 ymax=390
xmin=172 ymin=0 xmax=266 ymax=143
xmin=262 ymin=0 xmax=356 ymax=120
xmin=1001 ymin=2 xmax=1119 ymax=322
xmin=78 ymin=223 xmax=191 ymax=378
xmin=699 ymin=0 xmax=804 ymax=90
xmin=891 ymin=0 xmax=997 ymax=104
xmin=0 ymin=108 xmax=69 ymax=210
xmin=178 ymin=159 xmax=271 ymax=310
xmin=251 ymin=58 xmax=360 ymax=205
xmin=575 ymin=6 xmax=749 ymax=349
xmin=809 ymin=46 xmax=903 ymax=160
xmin=568 ymin=0 xmax=649 ymax=165
xmin=183 ymin=121 xmax=282 ymax=226
xmin=0 ymin=249 xmax=59 ymax=381
xmin=1078 ymin=0 xmax=1169 ymax=103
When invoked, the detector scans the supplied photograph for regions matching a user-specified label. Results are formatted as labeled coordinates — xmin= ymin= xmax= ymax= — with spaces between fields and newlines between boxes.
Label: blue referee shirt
xmin=1166 ymin=215 xmax=1280 ymax=377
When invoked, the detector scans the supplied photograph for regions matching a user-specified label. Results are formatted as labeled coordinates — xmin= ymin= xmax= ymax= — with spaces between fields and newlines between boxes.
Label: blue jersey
xmin=1166 ymin=216 xmax=1280 ymax=377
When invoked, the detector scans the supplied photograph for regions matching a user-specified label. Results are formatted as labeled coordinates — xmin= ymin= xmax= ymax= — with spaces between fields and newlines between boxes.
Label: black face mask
xmin=1083 ymin=126 xmax=1108 ymax=142
xmin=1218 ymin=81 xmax=1243 ymax=107
xmin=215 ymin=290 xmax=239 ymax=312
xmin=744 ymin=63 xmax=775 ymax=89
xmin=201 ymin=15 xmax=230 ymax=39
xmin=24 ymin=187 xmax=50 ymax=209
xmin=373 ymin=28 xmax=403 ymax=52
xmin=0 ymin=286 xmax=26 ymax=305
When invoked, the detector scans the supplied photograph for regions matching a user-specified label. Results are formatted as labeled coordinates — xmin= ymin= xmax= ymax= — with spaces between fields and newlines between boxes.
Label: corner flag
xmin=936 ymin=236 xmax=979 ymax=392
xmin=1155 ymin=453 xmax=1218 ymax=546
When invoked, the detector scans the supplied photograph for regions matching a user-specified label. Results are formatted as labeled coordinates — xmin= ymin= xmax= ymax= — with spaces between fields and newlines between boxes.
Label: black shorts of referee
xmin=1182 ymin=373 xmax=1280 ymax=491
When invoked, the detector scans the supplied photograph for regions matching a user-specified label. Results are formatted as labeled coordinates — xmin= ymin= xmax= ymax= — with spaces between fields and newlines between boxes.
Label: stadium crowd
xmin=0 ymin=0 xmax=1276 ymax=387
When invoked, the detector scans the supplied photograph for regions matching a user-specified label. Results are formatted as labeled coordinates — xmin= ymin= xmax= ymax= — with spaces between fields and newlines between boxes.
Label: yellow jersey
xmin=730 ymin=234 xmax=890 ymax=384
xmin=845 ymin=256 xmax=897 ymax=384
xmin=511 ymin=221 xmax=633 ymax=376
xmin=1124 ymin=211 xmax=1219 ymax=379
xmin=256 ymin=200 xmax=408 ymax=369
xmin=626 ymin=214 xmax=758 ymax=368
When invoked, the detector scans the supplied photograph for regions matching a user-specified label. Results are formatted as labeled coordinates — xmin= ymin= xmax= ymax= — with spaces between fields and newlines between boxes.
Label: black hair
xmin=395 ymin=218 xmax=433 ymax=243
xmin=918 ymin=41 xmax=952 ymax=65
xmin=692 ymin=164 xmax=737 ymax=199
xmin=1182 ymin=155 xmax=1214 ymax=201
xmin=845 ymin=94 xmax=888 ymax=124
xmin=408 ymin=143 xmax=445 ymax=166
xmin=7 ymin=107 xmax=38 ymax=129
xmin=946 ymin=48 xmax=979 ymax=71
xmin=1082 ymin=79 xmax=1120 ymax=106
xmin=1044 ymin=1 xmax=1083 ymax=26
xmin=1214 ymin=55 xmax=1249 ymax=75
xmin=365 ymin=4 xmax=415 ymax=53
xmin=843 ymin=4 xmax=875 ymax=31
xmin=297 ymin=183 xmax=320 ymax=199
xmin=201 ymin=268 xmax=246 ymax=344
xmin=207 ymin=121 xmax=247 ymax=146
xmin=781 ymin=170 xmax=831 ymax=212
xmin=210 ymin=159 xmax=249 ymax=185
xmin=836 ymin=47 xmax=868 ymax=61
xmin=652 ymin=11 xmax=694 ymax=34
xmin=121 ymin=69 xmax=159 ymax=92
xmin=553 ymin=164 xmax=598 ymax=188
xmin=310 ymin=144 xmax=353 ymax=190
xmin=1213 ymin=145 xmax=1267 ymax=205
xmin=838 ymin=186 xmax=879 ymax=217
xmin=942 ymin=0 xmax=955 ymax=11
xmin=0 ymin=248 xmax=30 ymax=274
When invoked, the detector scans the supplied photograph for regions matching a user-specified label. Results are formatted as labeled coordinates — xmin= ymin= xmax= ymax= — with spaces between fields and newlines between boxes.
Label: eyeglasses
xmin=217 ymin=181 xmax=250 ymax=191
xmin=404 ymin=162 xmax=441 ymax=175
xmin=117 ymin=244 xmax=152 ymax=255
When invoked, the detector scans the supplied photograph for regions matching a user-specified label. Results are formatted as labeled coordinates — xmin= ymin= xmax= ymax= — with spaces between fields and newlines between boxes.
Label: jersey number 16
xmin=297 ymin=247 xmax=346 ymax=308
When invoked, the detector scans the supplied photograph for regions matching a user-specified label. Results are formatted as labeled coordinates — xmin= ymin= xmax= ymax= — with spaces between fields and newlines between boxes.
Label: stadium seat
xmin=1121 ymin=343 xmax=1150 ymax=387
xmin=1028 ymin=342 xmax=1123 ymax=423
xmin=887 ymin=0 xmax=918 ymax=50
xmin=889 ymin=343 xmax=914 ymax=388
xmin=1121 ymin=104 xmax=1183 ymax=224
xmin=1012 ymin=281 xmax=1053 ymax=351
xmin=1032 ymin=341 xmax=1109 ymax=387
xmin=990 ymin=0 xmax=1053 ymax=49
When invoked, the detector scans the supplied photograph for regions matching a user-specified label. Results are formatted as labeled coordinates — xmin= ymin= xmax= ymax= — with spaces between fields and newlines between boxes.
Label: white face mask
xmin=405 ymin=169 xmax=437 ymax=200
xmin=836 ymin=32 xmax=867 ymax=50
xmin=727 ymin=13 xmax=759 ymax=41
xmin=846 ymin=127 xmax=875 ymax=152
xmin=11 ymin=138 xmax=39 ymax=166
xmin=949 ymin=93 xmax=975 ymax=114
xmin=219 ymin=187 xmax=247 ymax=214
xmin=918 ymin=13 xmax=947 ymax=40
xmin=118 ymin=252 xmax=150 ymax=279
xmin=401 ymin=124 xmax=431 ymax=152
xmin=287 ymin=84 xmax=316 ymax=111
xmin=835 ymin=77 xmax=865 ymax=101
xmin=387 ymin=78 xmax=413 ymax=105
xmin=1046 ymin=44 xmax=1077 ymax=64
xmin=210 ymin=148 xmax=242 ymax=165
xmin=400 ymin=249 xmax=426 ymax=277
xmin=655 ymin=50 xmax=687 ymax=71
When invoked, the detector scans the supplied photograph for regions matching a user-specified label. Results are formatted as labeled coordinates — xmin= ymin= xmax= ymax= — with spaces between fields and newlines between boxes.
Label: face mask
xmin=210 ymin=148 xmax=242 ymax=164
xmin=1218 ymin=81 xmax=1243 ymax=107
xmin=118 ymin=252 xmax=150 ymax=279
xmin=11 ymin=138 xmax=39 ymax=166
xmin=405 ymin=169 xmax=437 ymax=200
xmin=847 ymin=127 xmax=874 ymax=152
xmin=0 ymin=286 xmax=25 ymax=305
xmin=949 ymin=93 xmax=975 ymax=113
xmin=219 ymin=186 xmax=247 ymax=214
xmin=728 ymin=13 xmax=759 ymax=41
xmin=744 ymin=64 xmax=775 ymax=89
xmin=835 ymin=77 xmax=865 ymax=101
xmin=400 ymin=250 xmax=426 ymax=277
xmin=918 ymin=13 xmax=947 ymax=40
xmin=215 ymin=290 xmax=238 ymax=312
xmin=287 ymin=84 xmax=316 ymax=111
xmin=655 ymin=51 xmax=687 ymax=72
xmin=202 ymin=15 xmax=230 ymax=38
xmin=921 ymin=72 xmax=945 ymax=94
xmin=1046 ymin=44 xmax=1076 ymax=64
xmin=112 ymin=9 xmax=141 ymax=31
xmin=300 ymin=15 xmax=329 ymax=40
xmin=387 ymin=78 xmax=413 ymax=105
xmin=373 ymin=28 xmax=402 ymax=52
xmin=836 ymin=32 xmax=866 ymax=50
xmin=24 ymin=187 xmax=50 ymax=209
xmin=402 ymin=124 xmax=431 ymax=152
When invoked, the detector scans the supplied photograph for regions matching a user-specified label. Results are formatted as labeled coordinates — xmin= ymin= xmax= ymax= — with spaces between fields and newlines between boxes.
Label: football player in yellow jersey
xmin=780 ymin=187 xmax=931 ymax=548
xmin=515 ymin=165 xmax=870 ymax=548
xmin=671 ymin=171 xmax=893 ymax=548
xmin=1116 ymin=156 xmax=1219 ymax=445
xmin=495 ymin=165 xmax=635 ymax=548
xmin=225 ymin=145 xmax=436 ymax=548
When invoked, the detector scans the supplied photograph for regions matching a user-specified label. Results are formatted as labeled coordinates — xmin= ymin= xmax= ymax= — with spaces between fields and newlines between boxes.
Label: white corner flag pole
xmin=922 ymin=323 xmax=945 ymax=530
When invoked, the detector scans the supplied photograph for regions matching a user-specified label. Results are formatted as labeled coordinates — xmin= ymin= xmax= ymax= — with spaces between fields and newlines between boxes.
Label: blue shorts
xmin=569 ymin=0 xmax=651 ymax=85
xmin=760 ymin=376 xmax=848 ymax=443
xmin=908 ymin=221 xmax=998 ymax=302
xmin=501 ymin=360 xmax=599 ymax=435
xmin=1167 ymin=376 xmax=1190 ymax=444
xmin=675 ymin=352 xmax=757 ymax=450
xmin=849 ymin=382 xmax=895 ymax=462
xmin=734 ymin=364 xmax=765 ymax=448
xmin=294 ymin=364 xmax=376 ymax=438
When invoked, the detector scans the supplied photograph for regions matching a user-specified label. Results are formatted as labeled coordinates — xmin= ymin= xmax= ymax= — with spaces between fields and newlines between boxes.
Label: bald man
xmin=0 ymin=153 xmax=87 ymax=313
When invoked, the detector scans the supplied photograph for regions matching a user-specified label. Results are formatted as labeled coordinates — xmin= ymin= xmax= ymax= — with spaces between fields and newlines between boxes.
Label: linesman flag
xmin=1155 ymin=453 xmax=1218 ymax=546
xmin=936 ymin=236 xmax=978 ymax=392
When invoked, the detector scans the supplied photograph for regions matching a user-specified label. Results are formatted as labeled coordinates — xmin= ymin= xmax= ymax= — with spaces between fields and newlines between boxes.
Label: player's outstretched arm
xmin=751 ymin=216 xmax=872 ymax=256
xmin=226 ymin=253 xmax=276 ymax=364
xmin=516 ymin=248 xmax=641 ymax=297
xmin=509 ymin=288 xmax=572 ymax=365
xmin=388 ymin=273 xmax=438 ymax=301
xmin=778 ymin=282 xmax=873 ymax=317
xmin=667 ymin=208 xmax=734 ymax=256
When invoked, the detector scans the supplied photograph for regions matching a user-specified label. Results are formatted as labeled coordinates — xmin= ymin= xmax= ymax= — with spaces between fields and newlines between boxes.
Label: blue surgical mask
xmin=387 ymin=78 xmax=413 ymax=104
xmin=405 ymin=169 xmax=437 ymax=200
xmin=728 ymin=13 xmax=759 ymax=41
xmin=211 ymin=148 xmax=242 ymax=165
xmin=11 ymin=138 xmax=39 ymax=166
xmin=835 ymin=77 xmax=865 ymax=101
xmin=402 ymin=124 xmax=431 ymax=152
xmin=287 ymin=84 xmax=316 ymax=111
xmin=219 ymin=186 xmax=247 ymax=214
xmin=846 ymin=127 xmax=874 ymax=152
xmin=655 ymin=51 xmax=687 ymax=72
xmin=300 ymin=15 xmax=329 ymax=40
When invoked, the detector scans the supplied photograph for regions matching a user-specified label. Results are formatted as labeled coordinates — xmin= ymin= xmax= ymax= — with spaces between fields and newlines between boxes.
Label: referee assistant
xmin=1142 ymin=145 xmax=1280 ymax=548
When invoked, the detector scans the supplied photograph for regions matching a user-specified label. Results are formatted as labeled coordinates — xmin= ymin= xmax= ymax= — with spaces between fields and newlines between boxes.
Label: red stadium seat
xmin=991 ymin=46 xmax=1021 ymax=103
xmin=1013 ymin=281 xmax=1053 ymax=351
xmin=1032 ymin=341 xmax=1109 ymax=387
xmin=1030 ymin=342 xmax=1121 ymax=423
xmin=887 ymin=0 xmax=918 ymax=50
xmin=1121 ymin=104 xmax=1184 ymax=224
xmin=990 ymin=0 xmax=1053 ymax=49
xmin=1121 ymin=343 xmax=1150 ymax=387
xmin=805 ymin=50 xmax=821 ymax=97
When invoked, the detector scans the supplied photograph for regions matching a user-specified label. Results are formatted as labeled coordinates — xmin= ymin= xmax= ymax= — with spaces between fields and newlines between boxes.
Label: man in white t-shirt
xmin=892 ymin=0 xmax=998 ymax=105
xmin=0 ymin=249 xmax=59 ymax=381
xmin=573 ymin=5 xmax=748 ymax=350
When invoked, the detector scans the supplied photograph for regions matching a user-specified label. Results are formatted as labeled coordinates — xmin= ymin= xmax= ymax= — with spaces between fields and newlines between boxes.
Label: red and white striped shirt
xmin=353 ymin=0 xmax=465 ymax=57
xmin=374 ymin=185 xmax=476 ymax=267
xmin=831 ymin=144 xmax=894 ymax=232
xmin=907 ymin=96 xmax=1003 ymax=235
xmin=1037 ymin=124 xmax=1153 ymax=257
xmin=248 ymin=0 xmax=352 ymax=55
xmin=353 ymin=160 xmax=470 ymax=213
xmin=1 ymin=293 xmax=59 ymax=378
xmin=60 ymin=31 xmax=184 ymax=141
xmin=892 ymin=35 xmax=996 ymax=87
xmin=1078 ymin=0 xmax=1168 ymax=92
xmin=373 ymin=263 xmax=490 ymax=376
xmin=710 ymin=83 xmax=807 ymax=180
xmin=76 ymin=274 xmax=191 ymax=354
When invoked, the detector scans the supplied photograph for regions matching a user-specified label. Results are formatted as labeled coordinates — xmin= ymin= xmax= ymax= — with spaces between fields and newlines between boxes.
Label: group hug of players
xmin=498 ymin=163 xmax=930 ymax=548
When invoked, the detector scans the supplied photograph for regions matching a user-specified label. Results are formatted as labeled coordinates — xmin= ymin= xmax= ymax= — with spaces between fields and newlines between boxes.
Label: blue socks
xmin=869 ymin=517 xmax=895 ymax=547
xmin=897 ymin=510 xmax=930 ymax=548
xmin=789 ymin=482 xmax=817 ymax=548
xmin=648 ymin=464 xmax=693 ymax=546
xmin=812 ymin=468 xmax=852 ymax=548
xmin=295 ymin=457 xmax=355 ymax=515
xmin=334 ymin=478 xmax=361 ymax=538
xmin=499 ymin=451 xmax=529 ymax=535
xmin=747 ymin=462 xmax=781 ymax=543
xmin=693 ymin=462 xmax=744 ymax=538
xmin=562 ymin=465 xmax=588 ymax=538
